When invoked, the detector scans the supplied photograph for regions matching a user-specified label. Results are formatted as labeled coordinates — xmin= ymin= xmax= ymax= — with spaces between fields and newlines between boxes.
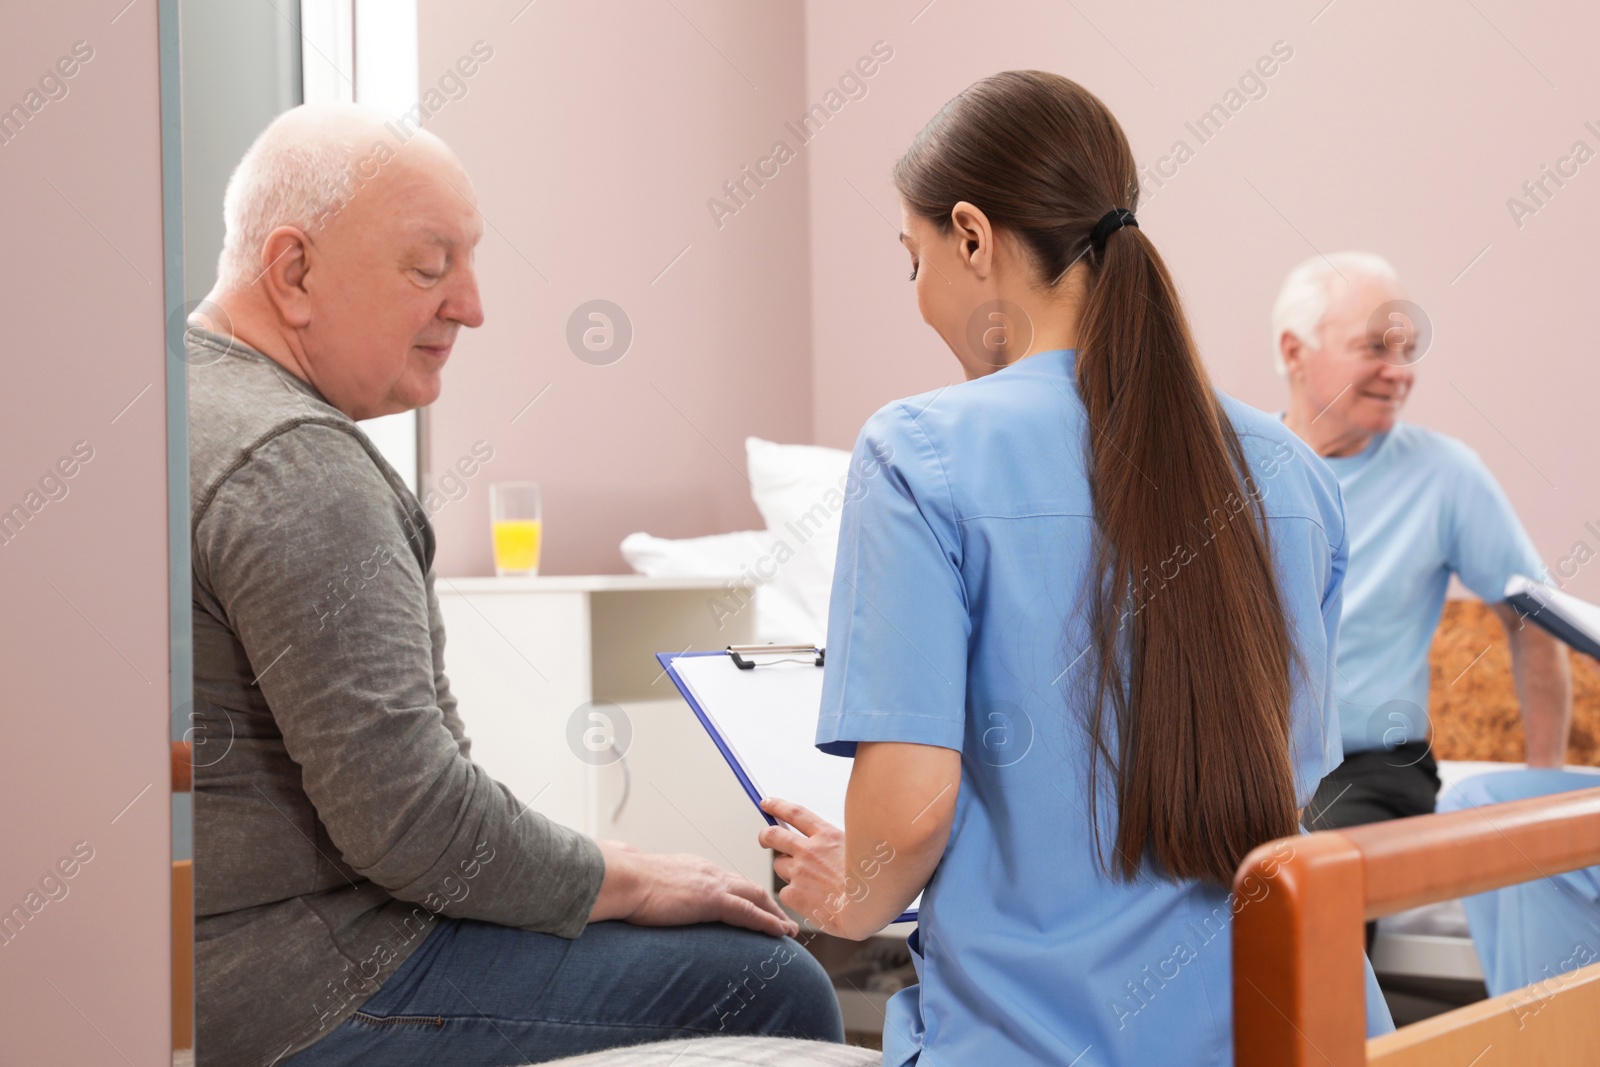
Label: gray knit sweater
xmin=186 ymin=331 xmax=604 ymax=1067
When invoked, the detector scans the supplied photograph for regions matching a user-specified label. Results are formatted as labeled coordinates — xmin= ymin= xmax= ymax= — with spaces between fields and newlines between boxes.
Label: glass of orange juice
xmin=490 ymin=482 xmax=543 ymax=577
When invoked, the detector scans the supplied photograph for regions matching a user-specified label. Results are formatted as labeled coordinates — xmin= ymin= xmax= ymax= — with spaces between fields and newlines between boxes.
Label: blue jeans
xmin=280 ymin=918 xmax=844 ymax=1066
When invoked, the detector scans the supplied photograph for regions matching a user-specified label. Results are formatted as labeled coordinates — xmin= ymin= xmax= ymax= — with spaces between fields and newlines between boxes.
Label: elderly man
xmin=1272 ymin=251 xmax=1572 ymax=839
xmin=187 ymin=104 xmax=850 ymax=1067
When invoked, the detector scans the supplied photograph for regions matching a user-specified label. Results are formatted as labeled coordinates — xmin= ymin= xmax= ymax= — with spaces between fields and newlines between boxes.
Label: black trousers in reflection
xmin=1303 ymin=741 xmax=1441 ymax=950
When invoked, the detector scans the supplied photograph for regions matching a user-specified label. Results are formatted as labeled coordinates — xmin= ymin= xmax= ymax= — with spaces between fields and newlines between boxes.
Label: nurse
xmin=760 ymin=71 xmax=1393 ymax=1066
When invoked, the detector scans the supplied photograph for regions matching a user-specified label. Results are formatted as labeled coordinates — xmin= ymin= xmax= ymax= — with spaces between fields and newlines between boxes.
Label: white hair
xmin=216 ymin=103 xmax=401 ymax=290
xmin=1270 ymin=251 xmax=1400 ymax=374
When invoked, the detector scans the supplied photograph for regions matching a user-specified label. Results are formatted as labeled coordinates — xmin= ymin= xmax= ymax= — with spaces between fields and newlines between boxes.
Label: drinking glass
xmin=490 ymin=482 xmax=542 ymax=577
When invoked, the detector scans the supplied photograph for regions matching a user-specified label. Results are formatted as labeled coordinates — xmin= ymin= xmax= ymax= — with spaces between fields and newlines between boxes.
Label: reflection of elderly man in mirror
xmin=1272 ymin=252 xmax=1572 ymax=841
xmin=186 ymin=104 xmax=847 ymax=1067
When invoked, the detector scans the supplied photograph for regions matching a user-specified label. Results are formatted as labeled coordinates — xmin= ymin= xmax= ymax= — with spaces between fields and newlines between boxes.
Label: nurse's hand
xmin=758 ymin=797 xmax=850 ymax=935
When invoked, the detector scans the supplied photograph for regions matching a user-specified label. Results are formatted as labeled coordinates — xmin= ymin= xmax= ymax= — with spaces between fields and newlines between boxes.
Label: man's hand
xmin=587 ymin=840 xmax=797 ymax=938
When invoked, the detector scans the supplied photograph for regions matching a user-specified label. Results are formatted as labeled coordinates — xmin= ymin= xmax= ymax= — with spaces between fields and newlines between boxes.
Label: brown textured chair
xmin=1429 ymin=599 xmax=1599 ymax=764
xmin=1233 ymin=785 xmax=1600 ymax=1065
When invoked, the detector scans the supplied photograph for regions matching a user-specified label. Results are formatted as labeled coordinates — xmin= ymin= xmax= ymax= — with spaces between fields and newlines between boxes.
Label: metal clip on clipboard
xmin=726 ymin=644 xmax=825 ymax=670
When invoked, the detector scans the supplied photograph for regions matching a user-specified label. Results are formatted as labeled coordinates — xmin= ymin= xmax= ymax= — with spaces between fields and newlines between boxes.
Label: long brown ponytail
xmin=893 ymin=71 xmax=1297 ymax=886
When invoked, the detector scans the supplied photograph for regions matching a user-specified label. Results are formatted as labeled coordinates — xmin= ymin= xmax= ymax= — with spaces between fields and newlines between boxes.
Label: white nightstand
xmin=434 ymin=575 xmax=772 ymax=885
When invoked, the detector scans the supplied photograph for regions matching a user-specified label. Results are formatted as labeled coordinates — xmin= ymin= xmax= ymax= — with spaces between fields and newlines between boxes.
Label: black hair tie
xmin=1090 ymin=208 xmax=1138 ymax=252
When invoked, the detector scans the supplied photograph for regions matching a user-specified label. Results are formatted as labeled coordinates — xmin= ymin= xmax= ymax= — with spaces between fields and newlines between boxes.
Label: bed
xmin=1235 ymin=781 xmax=1600 ymax=1065
xmin=1370 ymin=759 xmax=1600 ymax=995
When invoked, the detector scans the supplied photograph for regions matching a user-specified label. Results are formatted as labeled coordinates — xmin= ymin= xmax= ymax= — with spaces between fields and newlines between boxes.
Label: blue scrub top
xmin=818 ymin=349 xmax=1391 ymax=1066
xmin=1315 ymin=423 xmax=1543 ymax=754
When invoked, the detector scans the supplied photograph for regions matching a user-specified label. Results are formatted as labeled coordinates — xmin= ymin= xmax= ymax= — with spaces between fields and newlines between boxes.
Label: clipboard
xmin=1505 ymin=574 xmax=1600 ymax=660
xmin=656 ymin=646 xmax=919 ymax=924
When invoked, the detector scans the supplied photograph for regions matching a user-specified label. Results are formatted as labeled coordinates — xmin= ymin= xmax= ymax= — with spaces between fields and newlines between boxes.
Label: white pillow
xmin=743 ymin=437 xmax=853 ymax=638
xmin=618 ymin=530 xmax=819 ymax=645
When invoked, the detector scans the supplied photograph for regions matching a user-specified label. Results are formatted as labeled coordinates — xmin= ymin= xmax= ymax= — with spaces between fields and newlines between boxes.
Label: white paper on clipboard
xmin=671 ymin=654 xmax=852 ymax=827
xmin=664 ymin=651 xmax=921 ymax=921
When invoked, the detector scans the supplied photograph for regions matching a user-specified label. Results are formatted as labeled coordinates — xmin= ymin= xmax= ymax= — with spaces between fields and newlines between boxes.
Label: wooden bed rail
xmin=171 ymin=738 xmax=192 ymax=793
xmin=1233 ymin=785 xmax=1600 ymax=1066
xmin=172 ymin=739 xmax=193 ymax=1051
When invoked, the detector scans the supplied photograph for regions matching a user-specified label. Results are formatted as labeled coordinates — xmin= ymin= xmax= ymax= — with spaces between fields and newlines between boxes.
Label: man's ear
xmin=257 ymin=225 xmax=314 ymax=328
xmin=949 ymin=201 xmax=993 ymax=278
xmin=1278 ymin=330 xmax=1306 ymax=378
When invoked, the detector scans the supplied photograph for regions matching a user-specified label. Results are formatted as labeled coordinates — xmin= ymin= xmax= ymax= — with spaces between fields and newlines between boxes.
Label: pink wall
xmin=421 ymin=0 xmax=1600 ymax=603
xmin=804 ymin=0 xmax=1600 ymax=599
xmin=419 ymin=0 xmax=815 ymax=576
xmin=0 ymin=0 xmax=173 ymax=1061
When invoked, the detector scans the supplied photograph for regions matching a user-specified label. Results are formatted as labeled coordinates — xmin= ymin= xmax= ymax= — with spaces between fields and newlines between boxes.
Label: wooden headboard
xmin=1429 ymin=599 xmax=1600 ymax=764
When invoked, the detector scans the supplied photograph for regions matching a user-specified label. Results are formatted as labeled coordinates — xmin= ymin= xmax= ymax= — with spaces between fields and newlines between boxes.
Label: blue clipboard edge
xmin=654 ymin=650 xmax=919 ymax=926
xmin=1507 ymin=588 xmax=1600 ymax=661
xmin=656 ymin=651 xmax=777 ymax=827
